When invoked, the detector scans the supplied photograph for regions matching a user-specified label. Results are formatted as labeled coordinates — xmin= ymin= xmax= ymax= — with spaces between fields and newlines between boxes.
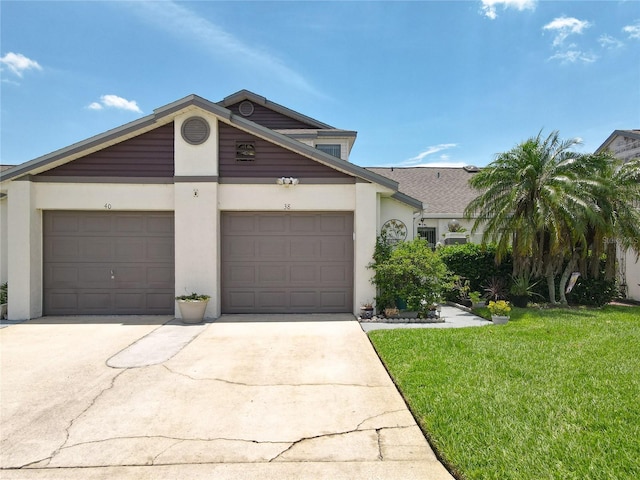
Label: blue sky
xmin=1 ymin=0 xmax=639 ymax=168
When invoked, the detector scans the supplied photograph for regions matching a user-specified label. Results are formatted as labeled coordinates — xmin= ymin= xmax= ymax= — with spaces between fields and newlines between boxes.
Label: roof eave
xmin=595 ymin=129 xmax=640 ymax=153
xmin=218 ymin=89 xmax=335 ymax=130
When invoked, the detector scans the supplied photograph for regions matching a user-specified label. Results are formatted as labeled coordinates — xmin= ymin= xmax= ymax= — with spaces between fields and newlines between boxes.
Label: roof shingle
xmin=367 ymin=167 xmax=480 ymax=215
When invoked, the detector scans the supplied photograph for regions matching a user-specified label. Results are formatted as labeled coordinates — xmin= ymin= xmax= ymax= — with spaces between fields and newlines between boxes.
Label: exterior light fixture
xmin=276 ymin=177 xmax=299 ymax=186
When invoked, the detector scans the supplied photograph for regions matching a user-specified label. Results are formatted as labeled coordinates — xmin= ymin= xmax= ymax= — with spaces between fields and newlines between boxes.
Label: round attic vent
xmin=181 ymin=116 xmax=210 ymax=145
xmin=238 ymin=100 xmax=255 ymax=117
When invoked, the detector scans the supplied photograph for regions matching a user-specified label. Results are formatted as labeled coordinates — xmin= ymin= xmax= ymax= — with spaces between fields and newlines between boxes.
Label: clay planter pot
xmin=177 ymin=300 xmax=209 ymax=324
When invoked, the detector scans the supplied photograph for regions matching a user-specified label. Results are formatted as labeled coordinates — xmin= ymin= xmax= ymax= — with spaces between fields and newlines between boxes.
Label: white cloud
xmin=402 ymin=144 xmax=458 ymax=166
xmin=124 ymin=1 xmax=319 ymax=96
xmin=480 ymin=0 xmax=536 ymax=20
xmin=623 ymin=22 xmax=640 ymax=39
xmin=0 ymin=52 xmax=42 ymax=77
xmin=598 ymin=34 xmax=624 ymax=49
xmin=88 ymin=95 xmax=142 ymax=113
xmin=549 ymin=50 xmax=597 ymax=64
xmin=543 ymin=16 xmax=591 ymax=47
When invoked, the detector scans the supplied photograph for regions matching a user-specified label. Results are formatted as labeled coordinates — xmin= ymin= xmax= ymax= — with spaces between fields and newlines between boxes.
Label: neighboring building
xmin=0 ymin=90 xmax=422 ymax=320
xmin=596 ymin=129 xmax=640 ymax=301
xmin=368 ymin=166 xmax=483 ymax=247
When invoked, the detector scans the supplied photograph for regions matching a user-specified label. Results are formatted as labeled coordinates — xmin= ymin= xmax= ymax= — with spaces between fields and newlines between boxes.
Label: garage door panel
xmin=258 ymin=291 xmax=288 ymax=308
xmin=227 ymin=265 xmax=256 ymax=284
xmin=257 ymin=238 xmax=287 ymax=258
xmin=48 ymin=214 xmax=79 ymax=233
xmin=83 ymin=216 xmax=112 ymax=233
xmin=259 ymin=215 xmax=286 ymax=232
xmin=258 ymin=265 xmax=287 ymax=283
xmin=224 ymin=237 xmax=256 ymax=258
xmin=320 ymin=291 xmax=350 ymax=308
xmin=290 ymin=265 xmax=317 ymax=282
xmin=224 ymin=214 xmax=255 ymax=233
xmin=43 ymin=211 xmax=174 ymax=315
xmin=290 ymin=291 xmax=317 ymax=308
xmin=290 ymin=239 xmax=317 ymax=258
xmin=147 ymin=238 xmax=174 ymax=260
xmin=83 ymin=239 xmax=114 ymax=262
xmin=228 ymin=291 xmax=256 ymax=308
xmin=115 ymin=215 xmax=145 ymax=233
xmin=48 ymin=238 xmax=81 ymax=259
xmin=222 ymin=212 xmax=353 ymax=313
xmin=320 ymin=238 xmax=350 ymax=260
xmin=45 ymin=266 xmax=79 ymax=286
xmin=320 ymin=265 xmax=350 ymax=283
xmin=147 ymin=216 xmax=174 ymax=234
xmin=290 ymin=215 xmax=315 ymax=233
xmin=319 ymin=215 xmax=349 ymax=233
xmin=147 ymin=267 xmax=174 ymax=285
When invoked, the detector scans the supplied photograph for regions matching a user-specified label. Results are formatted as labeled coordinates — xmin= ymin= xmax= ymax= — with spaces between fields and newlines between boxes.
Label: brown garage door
xmin=43 ymin=211 xmax=174 ymax=315
xmin=221 ymin=212 xmax=353 ymax=313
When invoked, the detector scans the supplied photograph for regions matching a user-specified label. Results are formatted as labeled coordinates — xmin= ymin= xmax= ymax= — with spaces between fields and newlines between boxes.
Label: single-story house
xmin=596 ymin=129 xmax=640 ymax=301
xmin=0 ymin=90 xmax=423 ymax=320
xmin=368 ymin=166 xmax=482 ymax=246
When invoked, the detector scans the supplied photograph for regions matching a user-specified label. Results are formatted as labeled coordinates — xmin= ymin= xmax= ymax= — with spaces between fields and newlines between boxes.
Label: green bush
xmin=0 ymin=283 xmax=6 ymax=305
xmin=567 ymin=276 xmax=618 ymax=307
xmin=437 ymin=243 xmax=512 ymax=293
xmin=370 ymin=238 xmax=451 ymax=315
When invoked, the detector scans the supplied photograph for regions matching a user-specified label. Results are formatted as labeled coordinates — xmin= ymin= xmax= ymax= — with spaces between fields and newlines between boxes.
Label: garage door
xmin=43 ymin=211 xmax=174 ymax=315
xmin=221 ymin=212 xmax=353 ymax=313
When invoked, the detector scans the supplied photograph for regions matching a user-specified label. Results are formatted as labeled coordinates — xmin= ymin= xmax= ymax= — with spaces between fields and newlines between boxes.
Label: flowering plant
xmin=175 ymin=293 xmax=211 ymax=301
xmin=488 ymin=300 xmax=511 ymax=316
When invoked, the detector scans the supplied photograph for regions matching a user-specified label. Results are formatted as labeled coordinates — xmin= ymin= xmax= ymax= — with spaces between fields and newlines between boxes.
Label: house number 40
xmin=284 ymin=204 xmax=291 ymax=210
xmin=104 ymin=203 xmax=112 ymax=209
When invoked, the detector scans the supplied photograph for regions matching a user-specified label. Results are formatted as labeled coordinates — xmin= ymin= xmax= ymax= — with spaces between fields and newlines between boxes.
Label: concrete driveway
xmin=1 ymin=315 xmax=453 ymax=479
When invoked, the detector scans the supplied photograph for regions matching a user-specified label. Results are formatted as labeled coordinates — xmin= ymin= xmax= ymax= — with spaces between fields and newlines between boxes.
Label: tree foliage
xmin=464 ymin=130 xmax=640 ymax=304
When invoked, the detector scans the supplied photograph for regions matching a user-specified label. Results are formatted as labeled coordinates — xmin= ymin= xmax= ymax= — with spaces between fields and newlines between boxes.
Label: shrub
xmin=370 ymin=238 xmax=451 ymax=316
xmin=567 ymin=276 xmax=617 ymax=307
xmin=438 ymin=243 xmax=512 ymax=293
xmin=0 ymin=283 xmax=6 ymax=304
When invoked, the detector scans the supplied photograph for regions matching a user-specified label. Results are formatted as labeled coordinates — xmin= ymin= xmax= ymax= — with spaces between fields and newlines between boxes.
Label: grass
xmin=368 ymin=306 xmax=640 ymax=480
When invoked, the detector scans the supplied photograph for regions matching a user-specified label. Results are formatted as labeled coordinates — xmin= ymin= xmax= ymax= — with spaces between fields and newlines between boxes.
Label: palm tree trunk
xmin=546 ymin=272 xmax=557 ymax=304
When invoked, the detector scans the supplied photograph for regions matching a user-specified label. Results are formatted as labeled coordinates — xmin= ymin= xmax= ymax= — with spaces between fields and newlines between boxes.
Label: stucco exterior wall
xmin=621 ymin=248 xmax=640 ymax=302
xmin=174 ymin=112 xmax=219 ymax=176
xmin=0 ymin=196 xmax=7 ymax=284
xmin=379 ymin=197 xmax=417 ymax=242
xmin=7 ymin=181 xmax=42 ymax=319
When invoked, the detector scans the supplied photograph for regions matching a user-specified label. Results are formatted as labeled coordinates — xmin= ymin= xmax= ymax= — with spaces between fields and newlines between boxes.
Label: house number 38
xmin=284 ymin=204 xmax=291 ymax=210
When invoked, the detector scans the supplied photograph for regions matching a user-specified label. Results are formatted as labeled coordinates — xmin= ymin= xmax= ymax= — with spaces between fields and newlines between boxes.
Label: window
xmin=236 ymin=142 xmax=255 ymax=161
xmin=418 ymin=227 xmax=437 ymax=249
xmin=316 ymin=144 xmax=341 ymax=158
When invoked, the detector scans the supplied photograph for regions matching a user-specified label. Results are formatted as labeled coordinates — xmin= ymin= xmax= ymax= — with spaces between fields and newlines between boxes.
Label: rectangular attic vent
xmin=236 ymin=142 xmax=256 ymax=161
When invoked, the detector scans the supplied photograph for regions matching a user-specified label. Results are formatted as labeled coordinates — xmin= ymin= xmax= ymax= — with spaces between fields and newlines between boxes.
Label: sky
xmin=1 ymin=0 xmax=639 ymax=169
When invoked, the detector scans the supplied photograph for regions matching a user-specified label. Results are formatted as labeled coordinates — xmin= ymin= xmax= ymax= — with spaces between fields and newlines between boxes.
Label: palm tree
xmin=464 ymin=130 xmax=613 ymax=304
xmin=582 ymin=156 xmax=640 ymax=282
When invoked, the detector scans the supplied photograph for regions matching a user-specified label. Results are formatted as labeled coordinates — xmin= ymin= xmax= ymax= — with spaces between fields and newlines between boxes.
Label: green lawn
xmin=368 ymin=306 xmax=640 ymax=480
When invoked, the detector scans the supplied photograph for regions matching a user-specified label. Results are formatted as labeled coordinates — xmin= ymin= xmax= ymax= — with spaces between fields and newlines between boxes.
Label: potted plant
xmin=509 ymin=274 xmax=540 ymax=308
xmin=487 ymin=300 xmax=511 ymax=324
xmin=469 ymin=291 xmax=485 ymax=308
xmin=443 ymin=219 xmax=468 ymax=245
xmin=360 ymin=301 xmax=375 ymax=319
xmin=175 ymin=293 xmax=211 ymax=324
